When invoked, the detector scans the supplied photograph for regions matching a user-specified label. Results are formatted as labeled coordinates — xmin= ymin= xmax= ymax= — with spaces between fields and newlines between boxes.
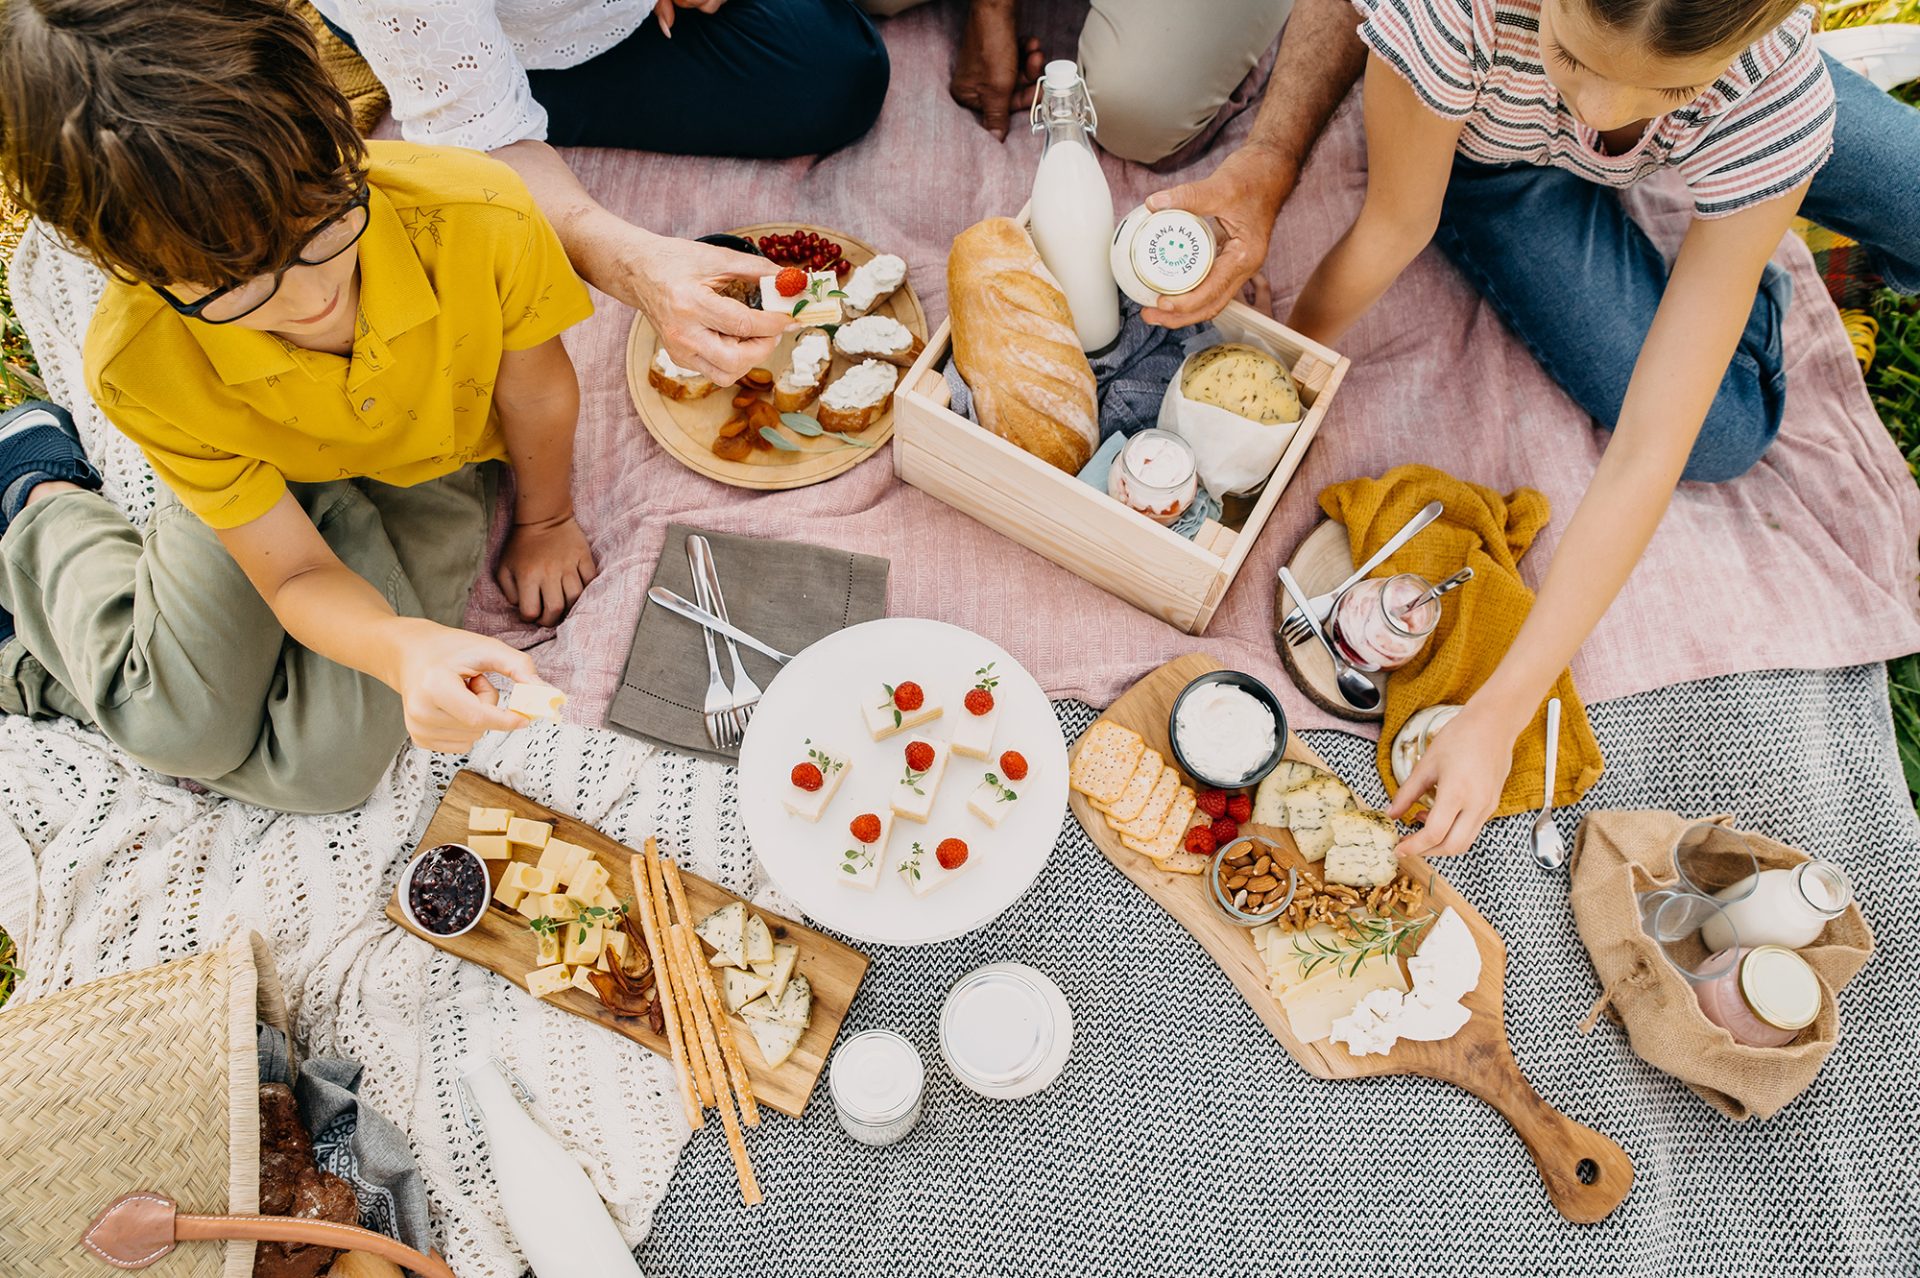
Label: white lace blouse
xmin=312 ymin=0 xmax=655 ymax=150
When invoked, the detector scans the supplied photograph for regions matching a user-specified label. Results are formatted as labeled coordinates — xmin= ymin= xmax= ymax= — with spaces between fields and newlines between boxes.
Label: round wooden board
xmin=624 ymin=223 xmax=928 ymax=491
xmin=1273 ymin=519 xmax=1387 ymax=722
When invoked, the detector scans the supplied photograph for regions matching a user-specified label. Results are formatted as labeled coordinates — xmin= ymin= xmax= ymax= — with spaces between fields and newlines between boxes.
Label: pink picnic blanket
xmin=466 ymin=2 xmax=1920 ymax=737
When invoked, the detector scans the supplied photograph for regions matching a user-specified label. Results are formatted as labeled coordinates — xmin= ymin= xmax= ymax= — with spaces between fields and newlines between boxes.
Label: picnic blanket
xmin=2 ymin=3 xmax=1918 ymax=1275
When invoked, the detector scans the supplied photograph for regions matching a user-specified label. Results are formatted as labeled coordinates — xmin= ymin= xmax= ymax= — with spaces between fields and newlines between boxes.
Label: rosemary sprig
xmin=1292 ymin=909 xmax=1437 ymax=980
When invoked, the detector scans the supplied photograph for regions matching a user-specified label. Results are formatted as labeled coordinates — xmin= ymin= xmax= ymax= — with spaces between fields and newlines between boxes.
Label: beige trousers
xmin=863 ymin=0 xmax=1293 ymax=163
xmin=0 ymin=466 xmax=494 ymax=813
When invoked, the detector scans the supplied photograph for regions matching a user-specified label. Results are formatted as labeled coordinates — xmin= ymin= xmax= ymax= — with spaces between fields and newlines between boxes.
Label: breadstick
xmin=646 ymin=843 xmax=716 ymax=1106
xmin=671 ymin=924 xmax=762 ymax=1207
xmin=630 ymin=849 xmax=700 ymax=1129
xmin=667 ymin=922 xmax=726 ymax=1119
xmin=662 ymin=861 xmax=761 ymax=1126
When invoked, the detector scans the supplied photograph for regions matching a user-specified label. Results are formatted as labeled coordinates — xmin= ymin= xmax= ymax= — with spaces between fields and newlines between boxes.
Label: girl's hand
xmin=1384 ymin=698 xmax=1521 ymax=859
xmin=497 ymin=511 xmax=598 ymax=628
xmin=1139 ymin=143 xmax=1294 ymax=328
xmin=389 ymin=620 xmax=540 ymax=753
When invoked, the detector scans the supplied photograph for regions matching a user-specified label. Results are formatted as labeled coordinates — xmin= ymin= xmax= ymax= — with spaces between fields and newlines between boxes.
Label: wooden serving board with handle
xmin=387 ymin=770 xmax=870 ymax=1119
xmin=1072 ymin=655 xmax=1632 ymax=1222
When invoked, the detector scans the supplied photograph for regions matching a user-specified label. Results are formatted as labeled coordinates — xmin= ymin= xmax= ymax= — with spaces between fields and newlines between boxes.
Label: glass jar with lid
xmin=1700 ymin=860 xmax=1852 ymax=953
xmin=939 ymin=963 xmax=1074 ymax=1099
xmin=1106 ymin=429 xmax=1198 ymax=526
xmin=1693 ymin=945 xmax=1823 ymax=1047
xmin=829 ymin=1029 xmax=925 ymax=1146
xmin=1328 ymin=573 xmax=1441 ymax=672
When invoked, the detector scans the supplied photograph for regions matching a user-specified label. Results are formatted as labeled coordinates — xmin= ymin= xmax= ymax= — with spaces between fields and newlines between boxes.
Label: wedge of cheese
xmin=722 ymin=967 xmax=772 ymax=1012
xmin=747 ymin=1018 xmax=805 ymax=1068
xmin=891 ymin=739 xmax=950 ymax=823
xmin=1070 ymin=721 xmax=1145 ymax=805
xmin=1285 ymin=776 xmax=1355 ymax=862
xmin=695 ymin=902 xmax=748 ymax=968
xmin=950 ymin=701 xmax=1000 ymax=759
xmin=1324 ymin=811 xmax=1400 ymax=888
xmin=966 ymin=771 xmax=1023 ymax=827
xmin=1279 ymin=951 xmax=1409 ymax=1042
xmin=1093 ymin=748 xmax=1163 ymax=822
xmin=862 ymin=685 xmax=944 ymax=740
xmin=784 ymin=742 xmax=852 ymax=820
xmin=1250 ymin=760 xmax=1330 ymax=827
xmin=468 ymin=806 xmax=512 ymax=834
xmin=569 ymin=966 xmax=600 ymax=996
xmin=896 ymin=839 xmax=969 ymax=896
xmin=838 ymin=809 xmax=895 ymax=889
xmin=761 ymin=942 xmax=799 ymax=1001
xmin=743 ymin=912 xmax=774 ymax=965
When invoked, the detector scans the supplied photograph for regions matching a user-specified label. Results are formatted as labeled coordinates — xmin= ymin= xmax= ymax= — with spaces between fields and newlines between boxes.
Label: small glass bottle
xmin=1700 ymin=860 xmax=1851 ymax=953
xmin=1693 ymin=945 xmax=1823 ymax=1047
xmin=1106 ymin=429 xmax=1198 ymax=525
xmin=829 ymin=1030 xmax=925 ymax=1146
xmin=1329 ymin=573 xmax=1440 ymax=672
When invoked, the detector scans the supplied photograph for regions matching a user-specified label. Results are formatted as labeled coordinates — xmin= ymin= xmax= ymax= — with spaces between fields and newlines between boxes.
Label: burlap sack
xmin=1569 ymin=810 xmax=1875 ymax=1121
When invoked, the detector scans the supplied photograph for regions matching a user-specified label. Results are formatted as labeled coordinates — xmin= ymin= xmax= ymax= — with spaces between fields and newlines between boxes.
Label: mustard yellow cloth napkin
xmin=1319 ymin=464 xmax=1604 ymax=817
xmin=298 ymin=1 xmax=391 ymax=135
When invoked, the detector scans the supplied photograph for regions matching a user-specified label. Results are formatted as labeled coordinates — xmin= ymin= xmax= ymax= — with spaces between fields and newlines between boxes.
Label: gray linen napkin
xmin=607 ymin=524 xmax=890 ymax=763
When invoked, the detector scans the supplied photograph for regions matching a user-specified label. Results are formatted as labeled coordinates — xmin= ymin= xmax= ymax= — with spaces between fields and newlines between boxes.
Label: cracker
xmin=1152 ymin=850 xmax=1211 ymax=875
xmin=1111 ymin=768 xmax=1180 ymax=841
xmin=1093 ymin=748 xmax=1163 ymax=822
xmin=1121 ymin=786 xmax=1194 ymax=859
xmin=1070 ymin=721 xmax=1146 ymax=805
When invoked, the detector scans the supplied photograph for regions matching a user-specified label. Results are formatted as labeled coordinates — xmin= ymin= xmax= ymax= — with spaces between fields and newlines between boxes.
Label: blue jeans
xmin=1433 ymin=55 xmax=1920 ymax=483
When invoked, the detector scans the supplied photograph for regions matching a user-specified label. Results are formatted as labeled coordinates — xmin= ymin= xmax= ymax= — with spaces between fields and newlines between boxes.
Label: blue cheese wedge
xmin=783 ymin=739 xmax=852 ymax=821
xmin=891 ymin=740 xmax=950 ymax=823
xmin=1324 ymin=811 xmax=1401 ymax=888
xmin=966 ymin=770 xmax=1023 ymax=828
xmin=838 ymin=808 xmax=895 ymax=889
xmin=862 ymin=683 xmax=944 ymax=740
xmin=896 ymin=839 xmax=969 ymax=897
xmin=1284 ymin=776 xmax=1355 ymax=862
xmin=695 ymin=902 xmax=748 ymax=968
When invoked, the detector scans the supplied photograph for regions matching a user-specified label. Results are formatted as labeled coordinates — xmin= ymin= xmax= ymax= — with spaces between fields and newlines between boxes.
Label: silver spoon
xmin=1395 ymin=566 xmax=1474 ymax=620
xmin=1530 ymin=696 xmax=1567 ymax=870
xmin=1278 ymin=566 xmax=1381 ymax=713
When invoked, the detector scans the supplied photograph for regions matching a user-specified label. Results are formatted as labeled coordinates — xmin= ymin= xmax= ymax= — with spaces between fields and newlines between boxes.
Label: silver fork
xmin=1280 ymin=500 xmax=1444 ymax=646
xmin=690 ymin=534 xmax=763 ymax=739
xmin=688 ymin=541 xmax=741 ymax=751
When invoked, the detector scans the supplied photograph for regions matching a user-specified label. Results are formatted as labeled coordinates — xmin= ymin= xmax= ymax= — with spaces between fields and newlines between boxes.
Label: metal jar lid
xmin=1739 ymin=945 xmax=1822 ymax=1031
xmin=1127 ymin=210 xmax=1214 ymax=298
xmin=829 ymin=1029 xmax=924 ymax=1123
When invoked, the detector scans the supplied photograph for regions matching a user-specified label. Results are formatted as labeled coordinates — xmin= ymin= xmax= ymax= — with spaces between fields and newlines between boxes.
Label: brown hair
xmin=0 ymin=0 xmax=366 ymax=289
xmin=1577 ymin=0 xmax=1804 ymax=60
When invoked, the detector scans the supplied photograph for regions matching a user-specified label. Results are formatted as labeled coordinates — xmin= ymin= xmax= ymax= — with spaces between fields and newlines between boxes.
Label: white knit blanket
xmin=0 ymin=227 xmax=710 ymax=1278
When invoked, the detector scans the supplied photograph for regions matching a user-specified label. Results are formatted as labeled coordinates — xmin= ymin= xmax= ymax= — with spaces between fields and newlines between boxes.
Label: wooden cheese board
xmin=625 ymin=222 xmax=927 ymax=491
xmin=1070 ymin=654 xmax=1631 ymax=1223
xmin=387 ymin=770 xmax=870 ymax=1119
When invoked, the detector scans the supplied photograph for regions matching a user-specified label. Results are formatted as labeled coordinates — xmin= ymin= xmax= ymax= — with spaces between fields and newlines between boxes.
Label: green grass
xmin=1865 ymin=288 xmax=1920 ymax=800
xmin=0 ymin=928 xmax=19 ymax=1010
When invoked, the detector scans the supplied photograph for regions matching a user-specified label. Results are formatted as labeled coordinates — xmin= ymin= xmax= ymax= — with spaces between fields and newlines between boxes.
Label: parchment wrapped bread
xmin=948 ymin=218 xmax=1098 ymax=473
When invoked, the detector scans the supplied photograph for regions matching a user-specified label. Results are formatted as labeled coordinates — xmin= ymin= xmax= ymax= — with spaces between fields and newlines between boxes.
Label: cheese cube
xmin=588 ymin=887 xmax=623 ymax=914
xmin=564 ymin=923 xmax=605 ymax=967
xmin=568 ymin=858 xmax=610 ymax=900
xmin=838 ymin=808 xmax=895 ymax=889
xmin=500 ymin=863 xmax=546 ymax=896
xmin=535 ymin=837 xmax=586 ymax=881
xmin=493 ymin=878 xmax=528 ymax=911
xmin=507 ymin=681 xmax=568 ymax=721
xmin=524 ymin=965 xmax=572 ymax=1000
xmin=505 ymin=818 xmax=552 ymax=851
xmin=967 ymin=772 xmax=1023 ymax=828
xmin=468 ymin=806 xmax=512 ymax=834
xmin=604 ymin=930 xmax=630 ymax=966
xmin=540 ymin=893 xmax=579 ymax=921
xmin=1324 ymin=812 xmax=1400 ymax=888
xmin=512 ymin=889 xmax=549 ymax=921
xmin=862 ymin=685 xmax=944 ymax=741
xmin=949 ymin=701 xmax=1000 ymax=760
xmin=536 ymin=927 xmax=562 ymax=966
xmin=595 ymin=950 xmax=613 ymax=972
xmin=468 ymin=834 xmax=512 ymax=860
xmin=896 ymin=837 xmax=970 ymax=897
xmin=890 ymin=740 xmax=950 ymax=823
xmin=1280 ymin=953 xmax=1409 ymax=1043
xmin=569 ymin=965 xmax=600 ymax=996
xmin=783 ymin=742 xmax=852 ymax=821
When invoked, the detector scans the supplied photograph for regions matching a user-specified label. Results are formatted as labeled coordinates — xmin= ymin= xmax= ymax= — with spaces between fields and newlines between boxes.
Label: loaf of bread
xmin=948 ymin=218 xmax=1098 ymax=473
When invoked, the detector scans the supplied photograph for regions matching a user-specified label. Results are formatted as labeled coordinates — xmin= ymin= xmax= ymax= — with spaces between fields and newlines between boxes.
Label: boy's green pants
xmin=0 ymin=465 xmax=494 ymax=813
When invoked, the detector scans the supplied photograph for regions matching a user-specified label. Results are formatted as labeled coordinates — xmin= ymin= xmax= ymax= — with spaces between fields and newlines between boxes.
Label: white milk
xmin=1028 ymin=60 xmax=1121 ymax=353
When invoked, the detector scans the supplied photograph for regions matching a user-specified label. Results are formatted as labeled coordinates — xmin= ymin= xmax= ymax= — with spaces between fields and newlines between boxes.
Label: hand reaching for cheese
xmin=1140 ymin=144 xmax=1295 ymax=328
xmin=1384 ymin=699 xmax=1515 ymax=860
xmin=629 ymin=234 xmax=789 ymax=386
xmin=389 ymin=620 xmax=541 ymax=753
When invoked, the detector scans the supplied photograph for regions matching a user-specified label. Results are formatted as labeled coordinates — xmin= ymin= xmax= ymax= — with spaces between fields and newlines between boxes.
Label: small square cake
xmin=837 ymin=809 xmax=895 ymax=889
xmin=891 ymin=738 xmax=950 ymax=823
xmin=896 ymin=837 xmax=971 ymax=897
xmin=760 ymin=270 xmax=843 ymax=327
xmin=862 ymin=682 xmax=943 ymax=740
xmin=966 ymin=770 xmax=1024 ymax=828
xmin=950 ymin=663 xmax=1002 ymax=759
xmin=783 ymin=740 xmax=852 ymax=821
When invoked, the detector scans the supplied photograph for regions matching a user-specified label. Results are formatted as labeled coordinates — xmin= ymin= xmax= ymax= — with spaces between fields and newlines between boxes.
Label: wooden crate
xmin=892 ymin=299 xmax=1348 ymax=633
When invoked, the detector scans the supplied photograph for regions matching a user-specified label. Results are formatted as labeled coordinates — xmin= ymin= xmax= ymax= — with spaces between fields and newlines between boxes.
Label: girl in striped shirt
xmin=1285 ymin=0 xmax=1918 ymax=856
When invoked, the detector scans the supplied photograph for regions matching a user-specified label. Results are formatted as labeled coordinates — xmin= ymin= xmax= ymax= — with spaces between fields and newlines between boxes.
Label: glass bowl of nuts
xmin=1209 ymin=835 xmax=1297 ymax=926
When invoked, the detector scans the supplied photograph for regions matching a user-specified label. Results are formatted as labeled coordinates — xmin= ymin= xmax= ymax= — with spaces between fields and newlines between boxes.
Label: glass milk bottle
xmin=1700 ymin=860 xmax=1852 ymax=952
xmin=1028 ymin=60 xmax=1122 ymax=353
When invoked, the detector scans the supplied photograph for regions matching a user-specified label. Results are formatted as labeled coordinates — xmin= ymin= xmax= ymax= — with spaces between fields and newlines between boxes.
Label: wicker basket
xmin=0 ymin=933 xmax=455 ymax=1277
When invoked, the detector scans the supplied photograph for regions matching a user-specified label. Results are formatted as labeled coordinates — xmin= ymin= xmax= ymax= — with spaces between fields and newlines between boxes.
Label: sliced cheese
xmin=747 ymin=1018 xmax=805 ymax=1068
xmin=784 ymin=742 xmax=852 ymax=821
xmin=1094 ymin=748 xmax=1163 ymax=822
xmin=890 ymin=739 xmax=950 ymax=823
xmin=1286 ymin=777 xmax=1355 ymax=862
xmin=468 ymin=806 xmax=512 ymax=834
xmin=743 ymin=912 xmax=775 ymax=965
xmin=766 ymin=974 xmax=812 ymax=1027
xmin=722 ymin=967 xmax=772 ymax=1012
xmin=862 ymin=686 xmax=944 ymax=740
xmin=1279 ymin=952 xmax=1408 ymax=1043
xmin=694 ymin=902 xmax=748 ymax=967
xmin=1251 ymin=760 xmax=1328 ymax=827
xmin=763 ymin=942 xmax=799 ymax=1002
xmin=506 ymin=681 xmax=568 ymax=721
xmin=1324 ymin=811 xmax=1400 ymax=888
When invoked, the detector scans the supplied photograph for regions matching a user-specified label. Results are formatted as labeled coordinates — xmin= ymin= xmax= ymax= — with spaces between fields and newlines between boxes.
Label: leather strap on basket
xmin=81 ymin=1191 xmax=458 ymax=1278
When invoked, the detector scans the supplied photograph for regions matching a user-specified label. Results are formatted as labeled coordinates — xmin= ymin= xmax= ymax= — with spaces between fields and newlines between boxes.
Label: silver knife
xmin=648 ymin=586 xmax=796 ymax=664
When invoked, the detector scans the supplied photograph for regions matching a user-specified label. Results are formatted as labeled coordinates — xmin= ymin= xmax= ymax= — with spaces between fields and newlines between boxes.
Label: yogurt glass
xmin=1106 ymin=429 xmax=1198 ymax=525
xmin=1329 ymin=573 xmax=1440 ymax=672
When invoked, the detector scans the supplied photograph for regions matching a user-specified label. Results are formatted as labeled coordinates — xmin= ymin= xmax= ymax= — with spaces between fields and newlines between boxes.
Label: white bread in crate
xmin=947 ymin=217 xmax=1097 ymax=474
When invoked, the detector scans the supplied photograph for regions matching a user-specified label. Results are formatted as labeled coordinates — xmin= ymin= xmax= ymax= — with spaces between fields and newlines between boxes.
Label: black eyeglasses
xmin=153 ymin=189 xmax=371 ymax=324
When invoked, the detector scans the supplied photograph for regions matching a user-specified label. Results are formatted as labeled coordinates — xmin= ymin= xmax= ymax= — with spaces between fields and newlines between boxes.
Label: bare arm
xmin=216 ymin=494 xmax=536 ymax=752
xmin=491 ymin=140 xmax=788 ymax=384
xmin=1141 ymin=0 xmax=1369 ymax=326
xmin=1390 ymin=184 xmax=1810 ymax=856
xmin=492 ymin=335 xmax=599 ymax=626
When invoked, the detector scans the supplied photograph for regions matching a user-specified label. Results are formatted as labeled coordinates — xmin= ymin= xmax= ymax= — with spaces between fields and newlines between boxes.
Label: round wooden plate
xmin=624 ymin=223 xmax=928 ymax=491
xmin=1273 ymin=519 xmax=1387 ymax=722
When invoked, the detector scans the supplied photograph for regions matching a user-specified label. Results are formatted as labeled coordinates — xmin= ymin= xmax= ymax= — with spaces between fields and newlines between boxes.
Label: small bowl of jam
xmin=400 ymin=843 xmax=490 ymax=938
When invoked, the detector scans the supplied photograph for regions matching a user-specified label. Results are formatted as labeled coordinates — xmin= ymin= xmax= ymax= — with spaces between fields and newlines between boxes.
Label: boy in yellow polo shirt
xmin=0 ymin=0 xmax=596 ymax=811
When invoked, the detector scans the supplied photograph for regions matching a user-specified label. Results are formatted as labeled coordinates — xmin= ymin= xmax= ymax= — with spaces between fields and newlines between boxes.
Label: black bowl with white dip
xmin=1167 ymin=670 xmax=1289 ymax=790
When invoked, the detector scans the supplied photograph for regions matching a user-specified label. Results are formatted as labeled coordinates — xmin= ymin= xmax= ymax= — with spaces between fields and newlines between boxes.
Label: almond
xmin=1248 ymin=874 xmax=1280 ymax=893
